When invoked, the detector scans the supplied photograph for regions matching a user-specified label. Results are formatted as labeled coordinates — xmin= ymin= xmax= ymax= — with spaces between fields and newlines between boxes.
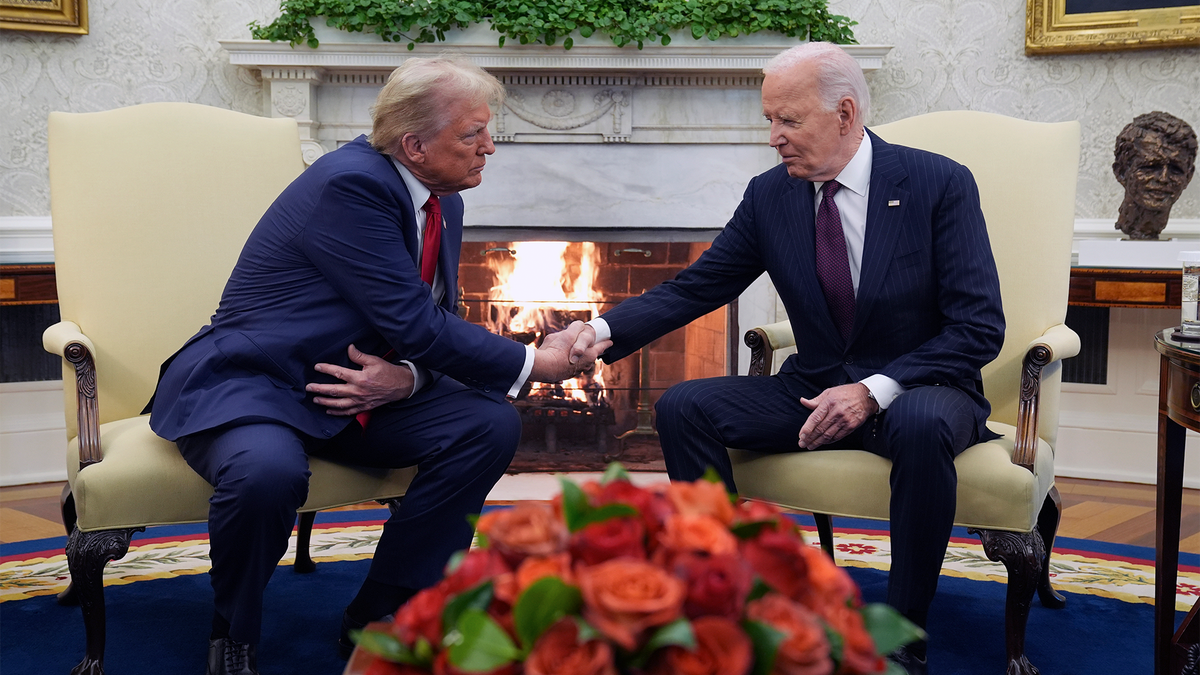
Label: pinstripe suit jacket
xmin=600 ymin=129 xmax=1005 ymax=436
xmin=146 ymin=135 xmax=529 ymax=442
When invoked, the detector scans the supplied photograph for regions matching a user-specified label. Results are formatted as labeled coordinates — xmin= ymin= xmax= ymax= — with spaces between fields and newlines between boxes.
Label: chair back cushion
xmin=872 ymin=112 xmax=1080 ymax=447
xmin=48 ymin=103 xmax=304 ymax=439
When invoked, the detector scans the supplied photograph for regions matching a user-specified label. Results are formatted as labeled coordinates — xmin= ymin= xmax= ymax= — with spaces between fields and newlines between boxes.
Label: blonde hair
xmin=370 ymin=56 xmax=505 ymax=156
xmin=763 ymin=42 xmax=870 ymax=123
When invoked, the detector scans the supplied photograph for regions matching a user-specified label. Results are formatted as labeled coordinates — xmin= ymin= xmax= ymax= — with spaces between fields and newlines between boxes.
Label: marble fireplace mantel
xmin=219 ymin=31 xmax=891 ymax=235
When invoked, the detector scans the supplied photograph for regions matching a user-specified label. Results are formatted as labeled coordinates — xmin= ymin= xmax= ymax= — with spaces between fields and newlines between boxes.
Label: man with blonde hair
xmin=570 ymin=42 xmax=1004 ymax=675
xmin=146 ymin=56 xmax=608 ymax=675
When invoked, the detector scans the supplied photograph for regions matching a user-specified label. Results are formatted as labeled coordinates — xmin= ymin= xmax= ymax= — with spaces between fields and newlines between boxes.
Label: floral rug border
xmin=3 ymin=524 xmax=1194 ymax=611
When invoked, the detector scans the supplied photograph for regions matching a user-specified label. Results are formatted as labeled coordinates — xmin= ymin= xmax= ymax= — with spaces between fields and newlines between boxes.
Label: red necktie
xmin=356 ymin=195 xmax=442 ymax=430
xmin=420 ymin=195 xmax=441 ymax=286
xmin=814 ymin=180 xmax=855 ymax=341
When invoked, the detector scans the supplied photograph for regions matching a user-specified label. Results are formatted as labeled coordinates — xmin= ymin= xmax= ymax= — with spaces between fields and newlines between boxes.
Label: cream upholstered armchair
xmin=729 ymin=111 xmax=1081 ymax=675
xmin=44 ymin=103 xmax=416 ymax=675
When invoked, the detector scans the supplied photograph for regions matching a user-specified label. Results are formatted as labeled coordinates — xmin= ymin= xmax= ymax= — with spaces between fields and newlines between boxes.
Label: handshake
xmin=528 ymin=321 xmax=612 ymax=383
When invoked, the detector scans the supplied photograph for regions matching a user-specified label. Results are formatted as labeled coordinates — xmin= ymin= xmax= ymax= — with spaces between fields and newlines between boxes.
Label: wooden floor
xmin=2 ymin=476 xmax=1198 ymax=552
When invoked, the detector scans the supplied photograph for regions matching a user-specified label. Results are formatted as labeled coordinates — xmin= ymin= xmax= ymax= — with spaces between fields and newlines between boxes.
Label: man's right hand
xmin=530 ymin=321 xmax=612 ymax=383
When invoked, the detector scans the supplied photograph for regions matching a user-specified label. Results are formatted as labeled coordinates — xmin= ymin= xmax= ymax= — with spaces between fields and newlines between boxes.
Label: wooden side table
xmin=1073 ymin=267 xmax=1181 ymax=308
xmin=0 ymin=263 xmax=57 ymax=305
xmin=1153 ymin=329 xmax=1200 ymax=674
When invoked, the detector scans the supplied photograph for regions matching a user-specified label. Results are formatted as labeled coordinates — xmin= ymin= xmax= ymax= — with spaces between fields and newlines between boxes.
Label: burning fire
xmin=484 ymin=241 xmax=607 ymax=406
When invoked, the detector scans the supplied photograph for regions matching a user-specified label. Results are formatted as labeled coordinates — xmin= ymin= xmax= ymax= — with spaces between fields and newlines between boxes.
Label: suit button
xmin=484 ymin=386 xmax=491 ymax=393
xmin=844 ymin=355 xmax=855 ymax=364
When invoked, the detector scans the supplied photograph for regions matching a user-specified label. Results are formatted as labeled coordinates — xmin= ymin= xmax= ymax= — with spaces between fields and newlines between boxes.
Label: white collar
xmin=389 ymin=156 xmax=433 ymax=211
xmin=817 ymin=131 xmax=872 ymax=198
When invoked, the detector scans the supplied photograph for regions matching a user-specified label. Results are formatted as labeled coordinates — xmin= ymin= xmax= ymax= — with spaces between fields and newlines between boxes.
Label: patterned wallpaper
xmin=1 ymin=0 xmax=1198 ymax=220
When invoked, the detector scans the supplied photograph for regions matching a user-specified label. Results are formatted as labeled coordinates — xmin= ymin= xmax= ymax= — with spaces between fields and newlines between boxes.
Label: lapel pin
xmin=888 ymin=199 xmax=900 ymax=207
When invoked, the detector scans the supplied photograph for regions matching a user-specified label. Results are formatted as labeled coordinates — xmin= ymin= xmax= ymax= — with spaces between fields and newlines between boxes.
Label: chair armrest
xmin=1012 ymin=323 xmax=1080 ymax=472
xmin=745 ymin=321 xmax=796 ymax=376
xmin=1026 ymin=322 xmax=1081 ymax=363
xmin=43 ymin=320 xmax=102 ymax=469
xmin=43 ymin=320 xmax=95 ymax=356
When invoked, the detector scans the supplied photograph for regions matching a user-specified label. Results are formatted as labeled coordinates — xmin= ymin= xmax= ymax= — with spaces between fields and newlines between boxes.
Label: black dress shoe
xmin=207 ymin=637 xmax=259 ymax=675
xmin=888 ymin=645 xmax=928 ymax=675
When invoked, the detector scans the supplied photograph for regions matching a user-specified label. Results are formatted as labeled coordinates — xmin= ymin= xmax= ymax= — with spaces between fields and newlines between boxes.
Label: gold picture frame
xmin=0 ymin=0 xmax=88 ymax=34
xmin=1027 ymin=0 xmax=1200 ymax=54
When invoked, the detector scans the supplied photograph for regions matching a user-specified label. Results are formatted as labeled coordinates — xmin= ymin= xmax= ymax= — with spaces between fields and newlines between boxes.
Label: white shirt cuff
xmin=507 ymin=344 xmax=537 ymax=399
xmin=587 ymin=317 xmax=612 ymax=343
xmin=398 ymin=360 xmax=428 ymax=399
xmin=860 ymin=374 xmax=905 ymax=410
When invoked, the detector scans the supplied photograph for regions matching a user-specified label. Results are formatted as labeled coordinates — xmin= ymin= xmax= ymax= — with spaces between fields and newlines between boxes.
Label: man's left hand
xmin=797 ymin=383 xmax=878 ymax=449
xmin=307 ymin=344 xmax=415 ymax=416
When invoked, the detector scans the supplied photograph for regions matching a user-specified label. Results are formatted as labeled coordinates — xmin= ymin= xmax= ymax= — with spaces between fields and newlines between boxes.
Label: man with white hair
xmin=571 ymin=42 xmax=1005 ymax=674
xmin=146 ymin=56 xmax=608 ymax=675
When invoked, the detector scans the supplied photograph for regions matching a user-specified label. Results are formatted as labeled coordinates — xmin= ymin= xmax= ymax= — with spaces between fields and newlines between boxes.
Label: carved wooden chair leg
xmin=1036 ymin=488 xmax=1067 ymax=609
xmin=972 ymin=528 xmax=1045 ymax=675
xmin=57 ymin=486 xmax=80 ymax=606
xmin=66 ymin=526 xmax=142 ymax=675
xmin=294 ymin=511 xmax=318 ymax=574
xmin=814 ymin=513 xmax=835 ymax=559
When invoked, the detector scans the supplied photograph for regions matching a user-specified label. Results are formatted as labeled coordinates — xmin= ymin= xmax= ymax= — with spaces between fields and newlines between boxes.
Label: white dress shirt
xmin=391 ymin=158 xmax=535 ymax=399
xmin=589 ymin=131 xmax=905 ymax=410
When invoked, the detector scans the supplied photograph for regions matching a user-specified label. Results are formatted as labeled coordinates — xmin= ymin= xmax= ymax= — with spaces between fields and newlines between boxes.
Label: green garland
xmin=249 ymin=0 xmax=857 ymax=50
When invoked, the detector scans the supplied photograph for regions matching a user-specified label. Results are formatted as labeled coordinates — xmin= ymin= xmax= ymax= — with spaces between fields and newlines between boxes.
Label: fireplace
xmin=458 ymin=233 xmax=727 ymax=470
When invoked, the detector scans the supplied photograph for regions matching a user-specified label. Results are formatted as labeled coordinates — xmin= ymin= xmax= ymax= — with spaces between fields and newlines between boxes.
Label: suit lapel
xmin=851 ymin=129 xmax=910 ymax=343
xmin=439 ymin=197 xmax=463 ymax=311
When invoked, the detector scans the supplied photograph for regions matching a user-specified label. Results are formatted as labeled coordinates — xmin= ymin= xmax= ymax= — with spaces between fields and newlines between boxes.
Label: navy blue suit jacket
xmin=147 ymin=136 xmax=528 ymax=442
xmin=600 ymin=130 xmax=1005 ymax=436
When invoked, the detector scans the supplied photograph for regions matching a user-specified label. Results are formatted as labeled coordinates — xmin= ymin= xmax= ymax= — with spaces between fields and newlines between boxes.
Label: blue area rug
xmin=0 ymin=510 xmax=1190 ymax=675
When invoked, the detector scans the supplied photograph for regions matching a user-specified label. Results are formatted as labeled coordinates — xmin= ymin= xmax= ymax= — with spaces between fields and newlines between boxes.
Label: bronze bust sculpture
xmin=1112 ymin=111 xmax=1197 ymax=240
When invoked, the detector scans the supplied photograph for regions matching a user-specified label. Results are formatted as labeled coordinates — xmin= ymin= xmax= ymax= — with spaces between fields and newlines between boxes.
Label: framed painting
xmin=0 ymin=0 xmax=88 ymax=34
xmin=1026 ymin=0 xmax=1200 ymax=53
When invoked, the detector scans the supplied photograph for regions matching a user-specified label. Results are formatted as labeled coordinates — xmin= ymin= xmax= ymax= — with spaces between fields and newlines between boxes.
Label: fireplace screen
xmin=457 ymin=239 xmax=726 ymax=471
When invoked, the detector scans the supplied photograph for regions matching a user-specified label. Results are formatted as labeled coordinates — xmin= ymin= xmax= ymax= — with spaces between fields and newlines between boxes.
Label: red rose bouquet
xmin=345 ymin=464 xmax=923 ymax=675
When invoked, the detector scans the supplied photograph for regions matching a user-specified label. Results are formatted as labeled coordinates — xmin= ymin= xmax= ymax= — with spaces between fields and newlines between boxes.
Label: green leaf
xmin=559 ymin=477 xmax=591 ymax=532
xmin=513 ymin=577 xmax=584 ymax=651
xmin=642 ymin=618 xmax=695 ymax=656
xmin=577 ymin=503 xmax=640 ymax=529
xmin=730 ymin=520 xmax=774 ymax=540
xmin=860 ymin=603 xmax=926 ymax=657
xmin=352 ymin=629 xmax=422 ymax=665
xmin=746 ymin=577 xmax=772 ymax=602
xmin=700 ymin=466 xmax=724 ymax=484
xmin=446 ymin=609 xmax=522 ymax=672
xmin=572 ymin=616 xmax=602 ymax=643
xmin=442 ymin=581 xmax=495 ymax=636
xmin=601 ymin=462 xmax=631 ymax=484
xmin=742 ymin=620 xmax=785 ymax=675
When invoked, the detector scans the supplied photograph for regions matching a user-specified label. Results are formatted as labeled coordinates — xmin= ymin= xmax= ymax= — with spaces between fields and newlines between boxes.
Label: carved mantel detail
xmin=220 ymin=32 xmax=891 ymax=164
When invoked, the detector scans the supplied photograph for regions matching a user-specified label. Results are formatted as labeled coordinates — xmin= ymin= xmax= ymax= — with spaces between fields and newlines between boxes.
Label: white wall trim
xmin=0 ymin=216 xmax=54 ymax=264
xmin=0 ymin=380 xmax=68 ymax=487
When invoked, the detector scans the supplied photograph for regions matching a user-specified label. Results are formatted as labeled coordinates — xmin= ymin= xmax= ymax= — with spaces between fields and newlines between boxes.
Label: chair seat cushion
xmin=726 ymin=422 xmax=1054 ymax=533
xmin=68 ymin=416 xmax=416 ymax=531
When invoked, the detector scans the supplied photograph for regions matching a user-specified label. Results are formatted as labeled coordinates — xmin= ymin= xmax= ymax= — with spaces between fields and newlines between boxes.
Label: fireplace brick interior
xmin=458 ymin=239 xmax=726 ymax=466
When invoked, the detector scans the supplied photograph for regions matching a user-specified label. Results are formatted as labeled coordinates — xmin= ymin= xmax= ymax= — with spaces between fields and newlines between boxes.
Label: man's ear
xmin=400 ymin=133 xmax=425 ymax=163
xmin=837 ymin=97 xmax=857 ymax=135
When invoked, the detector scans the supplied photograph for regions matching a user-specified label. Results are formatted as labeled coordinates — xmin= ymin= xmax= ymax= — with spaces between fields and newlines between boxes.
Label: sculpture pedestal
xmin=1077 ymin=239 xmax=1198 ymax=269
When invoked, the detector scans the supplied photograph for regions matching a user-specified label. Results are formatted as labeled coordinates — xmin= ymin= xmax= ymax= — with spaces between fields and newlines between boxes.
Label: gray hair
xmin=763 ymin=42 xmax=870 ymax=123
xmin=370 ymin=56 xmax=505 ymax=156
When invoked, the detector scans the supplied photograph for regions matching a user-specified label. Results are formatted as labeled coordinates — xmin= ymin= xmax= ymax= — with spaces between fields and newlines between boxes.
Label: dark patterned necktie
xmin=814 ymin=180 xmax=855 ymax=341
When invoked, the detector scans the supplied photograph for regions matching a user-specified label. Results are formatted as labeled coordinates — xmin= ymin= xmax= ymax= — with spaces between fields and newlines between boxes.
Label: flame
xmin=485 ymin=241 xmax=607 ymax=405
